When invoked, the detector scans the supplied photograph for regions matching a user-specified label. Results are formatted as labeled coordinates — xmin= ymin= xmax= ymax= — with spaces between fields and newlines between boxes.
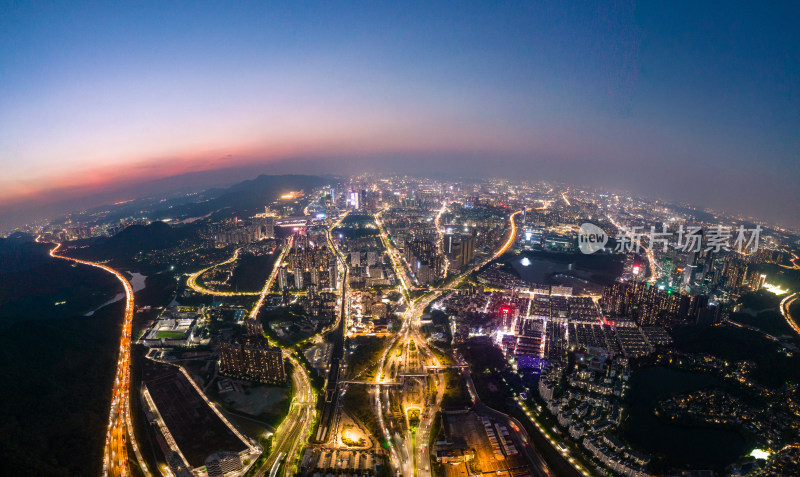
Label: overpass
xmin=338 ymin=380 xmax=403 ymax=386
xmin=424 ymin=364 xmax=469 ymax=370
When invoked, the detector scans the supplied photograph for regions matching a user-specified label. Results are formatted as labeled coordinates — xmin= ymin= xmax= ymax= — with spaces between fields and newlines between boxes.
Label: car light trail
xmin=373 ymin=209 xmax=523 ymax=476
xmin=434 ymin=202 xmax=450 ymax=278
xmin=492 ymin=210 xmax=523 ymax=260
xmin=250 ymin=236 xmax=294 ymax=320
xmin=43 ymin=238 xmax=151 ymax=477
xmin=779 ymin=292 xmax=800 ymax=336
xmin=186 ymin=247 xmax=260 ymax=296
xmin=246 ymin=234 xmax=317 ymax=477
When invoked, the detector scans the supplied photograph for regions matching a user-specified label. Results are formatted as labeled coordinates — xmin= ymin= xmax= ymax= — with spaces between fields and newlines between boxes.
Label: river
xmin=85 ymin=271 xmax=147 ymax=316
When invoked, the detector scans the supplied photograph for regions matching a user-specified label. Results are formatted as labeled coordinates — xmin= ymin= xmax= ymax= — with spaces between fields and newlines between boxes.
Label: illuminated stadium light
xmin=749 ymin=448 xmax=770 ymax=460
xmin=763 ymin=283 xmax=788 ymax=295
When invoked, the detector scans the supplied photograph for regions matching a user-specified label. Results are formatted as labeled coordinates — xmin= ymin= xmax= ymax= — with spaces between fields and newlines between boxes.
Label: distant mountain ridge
xmin=208 ymin=173 xmax=332 ymax=215
xmin=0 ymin=235 xmax=50 ymax=273
xmin=149 ymin=174 xmax=333 ymax=221
xmin=68 ymin=174 xmax=332 ymax=260
xmin=104 ymin=221 xmax=189 ymax=253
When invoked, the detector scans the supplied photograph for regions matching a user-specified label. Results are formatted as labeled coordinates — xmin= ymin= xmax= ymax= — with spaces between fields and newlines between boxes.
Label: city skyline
xmin=3 ymin=174 xmax=800 ymax=476
xmin=2 ymin=1 xmax=800 ymax=228
xmin=3 ymin=3 xmax=800 ymax=476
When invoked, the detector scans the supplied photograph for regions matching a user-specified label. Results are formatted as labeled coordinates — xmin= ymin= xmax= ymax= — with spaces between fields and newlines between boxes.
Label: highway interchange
xmin=366 ymin=207 xmax=523 ymax=477
xmin=48 ymin=200 xmax=800 ymax=477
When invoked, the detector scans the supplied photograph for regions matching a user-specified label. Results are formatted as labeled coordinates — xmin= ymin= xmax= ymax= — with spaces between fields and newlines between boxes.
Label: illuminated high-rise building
xmin=461 ymin=234 xmax=475 ymax=264
xmin=262 ymin=216 xmax=275 ymax=238
xmin=219 ymin=336 xmax=285 ymax=384
xmin=405 ymin=238 xmax=444 ymax=284
xmin=601 ymin=281 xmax=683 ymax=326
xmin=329 ymin=260 xmax=338 ymax=290
xmin=751 ymin=273 xmax=766 ymax=291
xmin=278 ymin=267 xmax=288 ymax=290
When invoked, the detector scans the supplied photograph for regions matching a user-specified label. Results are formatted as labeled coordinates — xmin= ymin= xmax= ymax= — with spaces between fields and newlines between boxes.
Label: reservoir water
xmin=623 ymin=366 xmax=748 ymax=470
xmin=505 ymin=251 xmax=622 ymax=294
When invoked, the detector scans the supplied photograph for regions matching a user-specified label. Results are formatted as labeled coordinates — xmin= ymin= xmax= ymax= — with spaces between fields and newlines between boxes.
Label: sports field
xmin=156 ymin=330 xmax=186 ymax=339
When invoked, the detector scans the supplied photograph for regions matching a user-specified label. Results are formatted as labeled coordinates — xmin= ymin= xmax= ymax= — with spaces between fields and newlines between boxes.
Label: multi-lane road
xmin=257 ymin=214 xmax=355 ymax=476
xmin=375 ymin=210 xmax=413 ymax=301
xmin=186 ymin=247 xmax=260 ymax=296
xmin=779 ymin=291 xmax=800 ymax=336
xmin=41 ymin=205 xmax=529 ymax=477
xmin=255 ymin=351 xmax=315 ymax=477
xmin=249 ymin=236 xmax=294 ymax=320
xmin=180 ymin=234 xmax=317 ymax=477
xmin=44 ymin=239 xmax=151 ymax=477
xmin=370 ymin=208 xmax=523 ymax=476
xmin=238 ymin=235 xmax=318 ymax=477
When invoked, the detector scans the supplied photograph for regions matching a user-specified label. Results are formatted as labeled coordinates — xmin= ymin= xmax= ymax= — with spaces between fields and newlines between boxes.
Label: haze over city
xmin=2 ymin=1 xmax=799 ymax=228
xmin=3 ymin=3 xmax=800 ymax=477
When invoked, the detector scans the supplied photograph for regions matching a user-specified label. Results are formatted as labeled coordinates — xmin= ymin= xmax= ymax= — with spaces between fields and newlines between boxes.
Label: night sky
xmin=1 ymin=1 xmax=799 ymax=227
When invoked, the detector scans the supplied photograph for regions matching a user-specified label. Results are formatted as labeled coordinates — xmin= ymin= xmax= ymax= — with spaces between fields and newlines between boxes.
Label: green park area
xmin=343 ymin=385 xmax=382 ymax=442
xmin=347 ymin=335 xmax=390 ymax=379
xmin=441 ymin=369 xmax=471 ymax=408
xmin=407 ymin=408 xmax=420 ymax=429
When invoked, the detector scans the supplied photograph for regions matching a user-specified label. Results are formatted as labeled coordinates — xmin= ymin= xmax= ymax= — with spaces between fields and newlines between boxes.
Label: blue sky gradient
xmin=1 ymin=1 xmax=798 ymax=226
